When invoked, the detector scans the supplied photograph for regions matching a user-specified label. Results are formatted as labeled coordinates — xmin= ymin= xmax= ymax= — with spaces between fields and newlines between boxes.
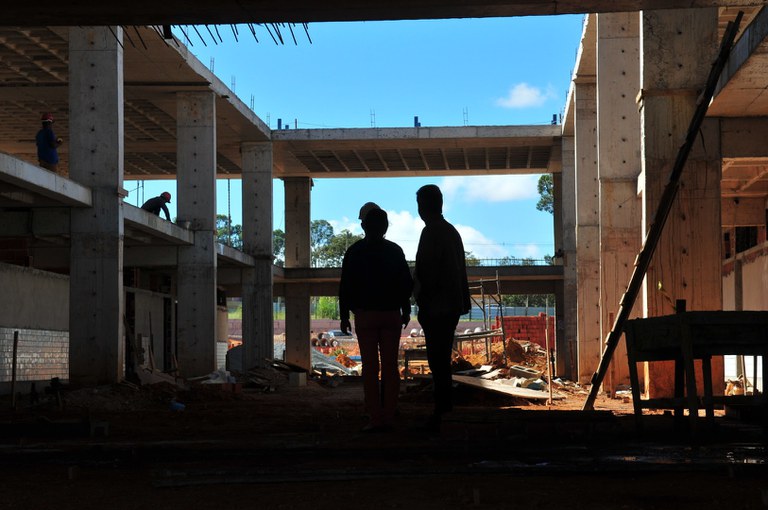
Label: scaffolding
xmin=453 ymin=271 xmax=507 ymax=365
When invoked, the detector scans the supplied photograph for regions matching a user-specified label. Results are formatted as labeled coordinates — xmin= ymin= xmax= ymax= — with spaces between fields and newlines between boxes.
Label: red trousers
xmin=354 ymin=309 xmax=402 ymax=426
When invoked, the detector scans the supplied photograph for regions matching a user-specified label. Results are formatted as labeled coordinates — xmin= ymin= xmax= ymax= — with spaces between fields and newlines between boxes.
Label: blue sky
xmin=126 ymin=15 xmax=585 ymax=260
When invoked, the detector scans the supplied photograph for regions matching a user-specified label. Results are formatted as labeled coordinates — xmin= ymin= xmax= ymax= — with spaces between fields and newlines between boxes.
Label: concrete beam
xmin=721 ymin=196 xmax=767 ymax=227
xmin=5 ymin=0 xmax=764 ymax=26
xmin=720 ymin=118 xmax=768 ymax=158
xmin=640 ymin=9 xmax=724 ymax=398
xmin=273 ymin=125 xmax=560 ymax=143
xmin=176 ymin=91 xmax=218 ymax=378
xmin=710 ymin=5 xmax=768 ymax=117
xmin=68 ymin=26 xmax=125 ymax=385
xmin=0 ymin=153 xmax=92 ymax=207
xmin=241 ymin=142 xmax=274 ymax=370
xmin=596 ymin=11 xmax=642 ymax=391
xmin=0 ymin=208 xmax=71 ymax=236
xmin=124 ymin=204 xmax=195 ymax=244
xmin=283 ymin=177 xmax=312 ymax=371
xmin=559 ymin=135 xmax=578 ymax=380
xmin=217 ymin=242 xmax=256 ymax=267
xmin=124 ymin=246 xmax=180 ymax=267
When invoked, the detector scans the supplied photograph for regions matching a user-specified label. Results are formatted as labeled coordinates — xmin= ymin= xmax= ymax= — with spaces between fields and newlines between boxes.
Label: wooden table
xmin=623 ymin=311 xmax=768 ymax=434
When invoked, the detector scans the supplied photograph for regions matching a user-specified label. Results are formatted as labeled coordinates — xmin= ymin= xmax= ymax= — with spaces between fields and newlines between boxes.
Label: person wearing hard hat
xmin=358 ymin=201 xmax=380 ymax=222
xmin=35 ymin=113 xmax=63 ymax=175
xmin=340 ymin=206 xmax=413 ymax=432
xmin=141 ymin=191 xmax=172 ymax=221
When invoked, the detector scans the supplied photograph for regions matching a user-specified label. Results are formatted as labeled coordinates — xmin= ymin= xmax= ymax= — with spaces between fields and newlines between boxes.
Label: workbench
xmin=623 ymin=311 xmax=768 ymax=434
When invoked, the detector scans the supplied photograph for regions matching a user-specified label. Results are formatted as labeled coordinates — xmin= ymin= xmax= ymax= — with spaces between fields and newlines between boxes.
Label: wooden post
xmin=544 ymin=314 xmax=554 ymax=406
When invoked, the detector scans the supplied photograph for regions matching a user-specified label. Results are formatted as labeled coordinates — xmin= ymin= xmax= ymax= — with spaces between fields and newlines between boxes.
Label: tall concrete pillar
xmin=176 ymin=91 xmax=217 ymax=377
xmin=241 ymin=142 xmax=274 ymax=370
xmin=559 ymin=136 xmax=578 ymax=381
xmin=574 ymin=80 xmax=602 ymax=385
xmin=639 ymin=8 xmax=723 ymax=397
xmin=596 ymin=12 xmax=642 ymax=392
xmin=283 ymin=177 xmax=311 ymax=370
xmin=68 ymin=27 xmax=125 ymax=385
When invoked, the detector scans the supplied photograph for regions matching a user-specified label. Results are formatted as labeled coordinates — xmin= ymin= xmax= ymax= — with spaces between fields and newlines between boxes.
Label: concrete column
xmin=559 ymin=136 xmax=578 ymax=381
xmin=283 ymin=177 xmax=311 ymax=371
xmin=68 ymin=27 xmax=125 ymax=385
xmin=596 ymin=12 xmax=642 ymax=392
xmin=574 ymin=80 xmax=602 ymax=385
xmin=241 ymin=142 xmax=274 ymax=370
xmin=639 ymin=8 xmax=723 ymax=397
xmin=176 ymin=91 xmax=217 ymax=377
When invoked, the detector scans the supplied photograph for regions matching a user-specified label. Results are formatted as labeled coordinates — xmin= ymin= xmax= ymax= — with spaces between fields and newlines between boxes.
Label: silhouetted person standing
xmin=36 ymin=112 xmax=63 ymax=175
xmin=141 ymin=191 xmax=172 ymax=221
xmin=414 ymin=184 xmax=470 ymax=431
xmin=340 ymin=206 xmax=413 ymax=432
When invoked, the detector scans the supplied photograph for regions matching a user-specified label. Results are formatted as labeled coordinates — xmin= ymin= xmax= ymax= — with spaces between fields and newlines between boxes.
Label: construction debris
xmin=447 ymin=338 xmax=562 ymax=401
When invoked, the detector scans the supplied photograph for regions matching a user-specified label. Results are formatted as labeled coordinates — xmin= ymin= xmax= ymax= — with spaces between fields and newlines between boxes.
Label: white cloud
xmin=440 ymin=175 xmax=539 ymax=203
xmin=329 ymin=217 xmax=362 ymax=236
xmin=381 ymin=209 xmax=424 ymax=260
xmin=496 ymin=83 xmax=555 ymax=109
xmin=454 ymin=224 xmax=508 ymax=260
xmin=514 ymin=243 xmax=542 ymax=259
xmin=329 ymin=208 xmax=545 ymax=262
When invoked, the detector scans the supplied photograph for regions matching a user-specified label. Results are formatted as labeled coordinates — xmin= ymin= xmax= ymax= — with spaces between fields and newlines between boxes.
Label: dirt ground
xmin=1 ymin=364 xmax=767 ymax=510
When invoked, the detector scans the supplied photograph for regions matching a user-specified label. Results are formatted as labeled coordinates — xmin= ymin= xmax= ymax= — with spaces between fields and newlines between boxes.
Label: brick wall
xmin=0 ymin=328 xmax=68 ymax=382
xmin=496 ymin=313 xmax=556 ymax=351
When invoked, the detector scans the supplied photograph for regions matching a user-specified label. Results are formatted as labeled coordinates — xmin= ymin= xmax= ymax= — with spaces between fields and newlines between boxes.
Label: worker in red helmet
xmin=141 ymin=191 xmax=172 ymax=221
xmin=35 ymin=113 xmax=64 ymax=175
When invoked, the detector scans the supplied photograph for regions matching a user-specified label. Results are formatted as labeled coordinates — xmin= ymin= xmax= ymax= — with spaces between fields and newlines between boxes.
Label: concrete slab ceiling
xmin=0 ymin=7 xmax=765 ymax=199
xmin=2 ymin=1 xmax=767 ymax=26
xmin=0 ymin=153 xmax=91 ymax=207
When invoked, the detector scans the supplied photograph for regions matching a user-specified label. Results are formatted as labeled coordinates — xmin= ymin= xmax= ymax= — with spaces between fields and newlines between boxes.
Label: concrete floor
xmin=0 ymin=376 xmax=766 ymax=509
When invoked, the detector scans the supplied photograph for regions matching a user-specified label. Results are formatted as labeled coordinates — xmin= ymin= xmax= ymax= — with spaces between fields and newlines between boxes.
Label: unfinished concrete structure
xmin=1 ymin=3 xmax=767 ymax=402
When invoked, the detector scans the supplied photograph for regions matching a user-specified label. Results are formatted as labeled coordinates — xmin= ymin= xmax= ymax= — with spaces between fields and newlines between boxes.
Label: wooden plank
xmin=452 ymin=375 xmax=565 ymax=401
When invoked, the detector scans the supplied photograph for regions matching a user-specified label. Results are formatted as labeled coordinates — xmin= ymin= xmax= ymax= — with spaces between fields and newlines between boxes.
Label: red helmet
xmin=161 ymin=191 xmax=171 ymax=202
xmin=41 ymin=112 xmax=54 ymax=123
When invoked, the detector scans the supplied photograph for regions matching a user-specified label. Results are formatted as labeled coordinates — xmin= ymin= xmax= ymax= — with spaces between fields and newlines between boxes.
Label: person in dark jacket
xmin=414 ymin=184 xmax=470 ymax=432
xmin=141 ymin=191 xmax=172 ymax=220
xmin=35 ymin=112 xmax=63 ymax=175
xmin=340 ymin=206 xmax=413 ymax=432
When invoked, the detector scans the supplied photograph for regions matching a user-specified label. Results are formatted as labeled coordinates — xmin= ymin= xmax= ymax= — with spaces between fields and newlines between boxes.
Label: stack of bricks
xmin=495 ymin=313 xmax=555 ymax=351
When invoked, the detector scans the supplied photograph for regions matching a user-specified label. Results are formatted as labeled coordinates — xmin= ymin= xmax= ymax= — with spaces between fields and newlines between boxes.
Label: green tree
xmin=311 ymin=219 xmax=335 ymax=266
xmin=536 ymin=174 xmax=554 ymax=214
xmin=315 ymin=229 xmax=362 ymax=267
xmin=465 ymin=251 xmax=481 ymax=267
xmin=215 ymin=214 xmax=243 ymax=249
xmin=315 ymin=296 xmax=339 ymax=320
xmin=273 ymin=229 xmax=285 ymax=267
xmin=502 ymin=294 xmax=554 ymax=308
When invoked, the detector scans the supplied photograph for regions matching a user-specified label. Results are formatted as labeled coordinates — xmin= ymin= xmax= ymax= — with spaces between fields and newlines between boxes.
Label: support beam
xmin=68 ymin=26 xmax=125 ymax=385
xmin=596 ymin=12 xmax=641 ymax=392
xmin=639 ymin=8 xmax=723 ymax=398
xmin=721 ymin=197 xmax=767 ymax=227
xmin=283 ymin=177 xmax=311 ymax=371
xmin=242 ymin=142 xmax=274 ymax=370
xmin=574 ymin=80 xmax=601 ymax=385
xmin=176 ymin=91 xmax=217 ymax=377
xmin=559 ymin=136 xmax=578 ymax=381
xmin=3 ymin=0 xmax=766 ymax=27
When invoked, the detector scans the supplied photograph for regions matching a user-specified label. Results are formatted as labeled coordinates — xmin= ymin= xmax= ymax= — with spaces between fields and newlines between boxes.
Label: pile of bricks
xmin=496 ymin=313 xmax=555 ymax=350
